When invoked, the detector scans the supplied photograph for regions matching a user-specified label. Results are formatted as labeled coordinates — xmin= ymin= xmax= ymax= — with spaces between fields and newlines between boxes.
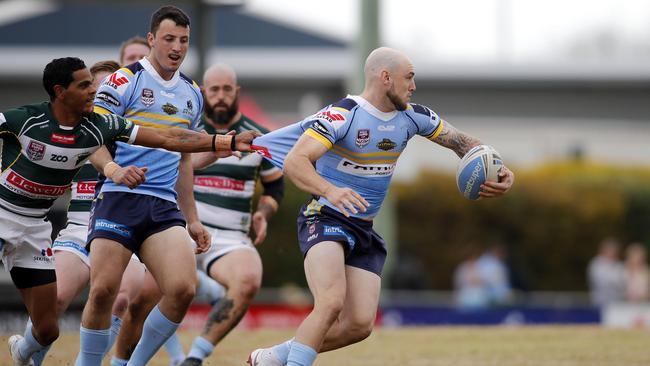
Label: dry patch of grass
xmin=2 ymin=326 xmax=650 ymax=365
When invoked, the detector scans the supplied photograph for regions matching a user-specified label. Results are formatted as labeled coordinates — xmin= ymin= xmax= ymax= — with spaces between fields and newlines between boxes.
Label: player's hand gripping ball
xmin=456 ymin=145 xmax=504 ymax=200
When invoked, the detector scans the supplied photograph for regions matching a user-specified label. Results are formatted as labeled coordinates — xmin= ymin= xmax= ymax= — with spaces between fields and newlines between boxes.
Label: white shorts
xmin=53 ymin=222 xmax=141 ymax=268
xmin=52 ymin=223 xmax=91 ymax=267
xmin=196 ymin=228 xmax=255 ymax=274
xmin=0 ymin=206 xmax=54 ymax=271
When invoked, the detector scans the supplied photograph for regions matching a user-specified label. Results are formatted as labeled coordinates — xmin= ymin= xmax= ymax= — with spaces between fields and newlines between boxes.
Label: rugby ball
xmin=456 ymin=145 xmax=504 ymax=200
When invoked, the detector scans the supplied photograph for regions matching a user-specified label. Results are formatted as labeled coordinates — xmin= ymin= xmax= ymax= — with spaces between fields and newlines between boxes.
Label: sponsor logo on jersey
xmin=355 ymin=129 xmax=370 ymax=148
xmin=96 ymin=91 xmax=121 ymax=107
xmin=194 ymin=176 xmax=246 ymax=191
xmin=76 ymin=181 xmax=96 ymax=194
xmin=376 ymin=138 xmax=397 ymax=151
xmin=162 ymin=102 xmax=179 ymax=115
xmin=3 ymin=170 xmax=70 ymax=198
xmin=141 ymin=88 xmax=155 ymax=107
xmin=94 ymin=219 xmax=133 ymax=238
xmin=378 ymin=124 xmax=395 ymax=131
xmin=307 ymin=233 xmax=319 ymax=241
xmin=26 ymin=141 xmax=46 ymax=161
xmin=311 ymin=121 xmax=332 ymax=138
xmin=50 ymin=133 xmax=76 ymax=145
xmin=308 ymin=224 xmax=316 ymax=234
xmin=315 ymin=111 xmax=345 ymax=122
xmin=160 ymin=90 xmax=175 ymax=98
xmin=337 ymin=159 xmax=395 ymax=177
xmin=183 ymin=99 xmax=194 ymax=115
xmin=251 ymin=144 xmax=272 ymax=159
xmin=104 ymin=73 xmax=130 ymax=95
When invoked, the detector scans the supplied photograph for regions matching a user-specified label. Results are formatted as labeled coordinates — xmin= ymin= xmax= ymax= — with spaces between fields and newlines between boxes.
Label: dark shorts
xmin=87 ymin=192 xmax=186 ymax=255
xmin=297 ymin=204 xmax=387 ymax=276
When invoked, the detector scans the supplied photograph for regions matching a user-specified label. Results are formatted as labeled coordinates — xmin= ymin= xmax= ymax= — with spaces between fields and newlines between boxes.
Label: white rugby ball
xmin=456 ymin=145 xmax=504 ymax=200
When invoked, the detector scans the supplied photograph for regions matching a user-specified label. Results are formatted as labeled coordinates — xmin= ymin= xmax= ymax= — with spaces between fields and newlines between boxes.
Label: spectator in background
xmin=454 ymin=247 xmax=489 ymax=310
xmin=624 ymin=242 xmax=650 ymax=303
xmin=588 ymin=237 xmax=625 ymax=306
xmin=119 ymin=36 xmax=150 ymax=65
xmin=476 ymin=244 xmax=513 ymax=306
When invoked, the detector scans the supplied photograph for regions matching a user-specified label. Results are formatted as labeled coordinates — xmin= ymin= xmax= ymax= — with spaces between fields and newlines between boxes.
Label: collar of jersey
xmin=348 ymin=95 xmax=397 ymax=122
xmin=140 ymin=57 xmax=180 ymax=89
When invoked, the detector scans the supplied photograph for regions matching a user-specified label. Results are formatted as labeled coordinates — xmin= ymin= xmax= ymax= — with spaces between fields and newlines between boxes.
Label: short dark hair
xmin=43 ymin=57 xmax=86 ymax=100
xmin=150 ymin=5 xmax=190 ymax=34
xmin=119 ymin=36 xmax=149 ymax=63
xmin=90 ymin=60 xmax=121 ymax=77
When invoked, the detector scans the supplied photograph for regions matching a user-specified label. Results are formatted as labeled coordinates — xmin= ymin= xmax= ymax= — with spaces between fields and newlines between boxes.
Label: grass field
xmin=2 ymin=326 xmax=650 ymax=365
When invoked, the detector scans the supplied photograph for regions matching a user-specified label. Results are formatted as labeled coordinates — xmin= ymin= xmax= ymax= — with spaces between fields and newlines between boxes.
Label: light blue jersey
xmin=252 ymin=95 xmax=443 ymax=218
xmin=93 ymin=57 xmax=203 ymax=202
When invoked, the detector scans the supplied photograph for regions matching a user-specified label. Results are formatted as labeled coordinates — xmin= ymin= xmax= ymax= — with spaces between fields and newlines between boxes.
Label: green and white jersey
xmin=0 ymin=102 xmax=138 ymax=217
xmin=67 ymin=162 xmax=99 ymax=225
xmin=194 ymin=115 xmax=280 ymax=233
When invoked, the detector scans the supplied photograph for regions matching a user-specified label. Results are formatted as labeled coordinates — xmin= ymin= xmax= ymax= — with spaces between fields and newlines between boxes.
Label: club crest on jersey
xmin=141 ymin=88 xmax=155 ymax=107
xmin=355 ymin=129 xmax=370 ymax=148
xmin=376 ymin=138 xmax=397 ymax=151
xmin=162 ymin=102 xmax=179 ymax=115
xmin=26 ymin=141 xmax=46 ymax=161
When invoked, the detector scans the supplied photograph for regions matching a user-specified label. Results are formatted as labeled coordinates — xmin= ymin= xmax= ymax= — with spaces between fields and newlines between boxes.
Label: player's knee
xmin=168 ymin=281 xmax=196 ymax=305
xmin=112 ymin=292 xmax=129 ymax=318
xmin=315 ymin=296 xmax=345 ymax=321
xmin=33 ymin=319 xmax=59 ymax=345
xmin=232 ymin=271 xmax=261 ymax=301
xmin=345 ymin=319 xmax=374 ymax=343
xmin=88 ymin=282 xmax=118 ymax=309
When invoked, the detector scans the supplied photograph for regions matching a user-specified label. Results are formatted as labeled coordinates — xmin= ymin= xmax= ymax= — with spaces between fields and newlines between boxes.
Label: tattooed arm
xmin=433 ymin=119 xmax=515 ymax=197
xmin=431 ymin=119 xmax=482 ymax=158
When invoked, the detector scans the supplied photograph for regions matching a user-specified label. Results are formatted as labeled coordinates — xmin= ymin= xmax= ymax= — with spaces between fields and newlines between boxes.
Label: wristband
xmin=214 ymin=135 xmax=232 ymax=151
xmin=211 ymin=134 xmax=216 ymax=151
xmin=104 ymin=161 xmax=120 ymax=179
xmin=230 ymin=135 xmax=236 ymax=151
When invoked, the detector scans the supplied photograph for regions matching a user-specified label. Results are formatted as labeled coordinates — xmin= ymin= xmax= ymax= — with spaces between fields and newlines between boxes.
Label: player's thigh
xmin=88 ymin=238 xmax=133 ymax=289
xmin=209 ymin=248 xmax=262 ymax=288
xmin=139 ymin=226 xmax=196 ymax=293
xmin=339 ymin=265 xmax=381 ymax=326
xmin=303 ymin=241 xmax=347 ymax=301
xmin=54 ymin=250 xmax=90 ymax=313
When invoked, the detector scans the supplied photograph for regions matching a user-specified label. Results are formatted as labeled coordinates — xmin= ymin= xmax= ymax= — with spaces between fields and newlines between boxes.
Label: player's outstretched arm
xmin=133 ymin=127 xmax=259 ymax=153
xmin=285 ymin=134 xmax=369 ymax=217
xmin=431 ymin=119 xmax=482 ymax=158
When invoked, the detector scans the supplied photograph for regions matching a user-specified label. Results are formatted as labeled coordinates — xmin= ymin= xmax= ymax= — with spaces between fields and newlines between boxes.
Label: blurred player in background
xmin=178 ymin=63 xmax=283 ymax=366
xmin=248 ymin=47 xmax=514 ymax=366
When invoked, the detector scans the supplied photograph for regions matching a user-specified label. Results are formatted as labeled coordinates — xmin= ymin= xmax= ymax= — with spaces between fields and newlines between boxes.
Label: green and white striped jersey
xmin=0 ymin=102 xmax=137 ymax=217
xmin=194 ymin=115 xmax=280 ymax=233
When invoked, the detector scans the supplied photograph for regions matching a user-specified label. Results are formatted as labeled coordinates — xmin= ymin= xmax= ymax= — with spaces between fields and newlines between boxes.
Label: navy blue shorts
xmin=87 ymin=192 xmax=186 ymax=254
xmin=297 ymin=204 xmax=387 ymax=276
